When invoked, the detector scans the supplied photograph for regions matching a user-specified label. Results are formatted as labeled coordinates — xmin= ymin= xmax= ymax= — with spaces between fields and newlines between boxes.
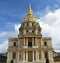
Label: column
xmin=11 ymin=52 xmax=12 ymax=61
xmin=26 ymin=38 xmax=28 ymax=46
xmin=23 ymin=51 xmax=25 ymax=62
xmin=41 ymin=51 xmax=45 ymax=60
xmin=41 ymin=51 xmax=45 ymax=63
xmin=37 ymin=51 xmax=39 ymax=61
xmin=33 ymin=51 xmax=34 ymax=62
xmin=26 ymin=51 xmax=28 ymax=62
xmin=18 ymin=51 xmax=19 ymax=63
xmin=48 ymin=51 xmax=53 ymax=62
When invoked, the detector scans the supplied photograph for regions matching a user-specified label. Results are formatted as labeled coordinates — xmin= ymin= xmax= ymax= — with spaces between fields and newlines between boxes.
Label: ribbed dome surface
xmin=23 ymin=15 xmax=38 ymax=23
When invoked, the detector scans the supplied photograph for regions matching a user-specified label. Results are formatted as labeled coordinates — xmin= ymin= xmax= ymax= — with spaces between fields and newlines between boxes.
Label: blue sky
xmin=0 ymin=0 xmax=60 ymax=53
xmin=0 ymin=0 xmax=60 ymax=32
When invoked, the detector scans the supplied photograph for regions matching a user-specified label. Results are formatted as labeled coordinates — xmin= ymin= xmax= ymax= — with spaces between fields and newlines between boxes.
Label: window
xmin=28 ymin=51 xmax=32 ymax=62
xmin=28 ymin=38 xmax=32 ymax=47
xmin=32 ymin=23 xmax=34 ymax=26
xmin=13 ymin=42 xmax=16 ymax=46
xmin=27 ymin=23 xmax=28 ymax=26
xmin=28 ymin=42 xmax=32 ymax=47
xmin=12 ymin=53 xmax=16 ymax=59
xmin=45 ymin=52 xmax=48 ymax=58
xmin=32 ymin=31 xmax=34 ymax=33
xmin=44 ymin=42 xmax=47 ymax=46
xmin=26 ymin=31 xmax=28 ymax=33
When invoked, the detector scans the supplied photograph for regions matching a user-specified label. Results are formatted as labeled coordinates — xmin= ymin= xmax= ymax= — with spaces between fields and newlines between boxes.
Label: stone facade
xmin=7 ymin=5 xmax=60 ymax=63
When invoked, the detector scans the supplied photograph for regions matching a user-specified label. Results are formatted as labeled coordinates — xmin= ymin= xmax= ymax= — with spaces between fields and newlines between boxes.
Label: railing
xmin=8 ymin=45 xmax=53 ymax=50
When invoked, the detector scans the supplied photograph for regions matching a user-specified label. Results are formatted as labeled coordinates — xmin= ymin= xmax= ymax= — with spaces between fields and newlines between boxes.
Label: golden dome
xmin=23 ymin=4 xmax=38 ymax=23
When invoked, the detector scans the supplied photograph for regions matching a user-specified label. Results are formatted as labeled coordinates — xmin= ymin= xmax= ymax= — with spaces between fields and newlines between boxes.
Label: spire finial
xmin=29 ymin=3 xmax=31 ymax=9
xmin=28 ymin=3 xmax=33 ymax=15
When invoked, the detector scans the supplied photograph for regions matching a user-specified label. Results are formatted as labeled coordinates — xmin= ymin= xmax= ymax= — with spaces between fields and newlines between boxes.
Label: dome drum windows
xmin=23 ymin=22 xmax=35 ymax=27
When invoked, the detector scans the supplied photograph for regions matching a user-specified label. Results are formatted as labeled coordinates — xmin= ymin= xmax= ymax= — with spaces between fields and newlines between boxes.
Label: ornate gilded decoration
xmin=23 ymin=5 xmax=38 ymax=23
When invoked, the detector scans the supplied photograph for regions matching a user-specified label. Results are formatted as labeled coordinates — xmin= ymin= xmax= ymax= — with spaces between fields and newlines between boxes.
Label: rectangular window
xmin=28 ymin=42 xmax=32 ymax=47
xmin=28 ymin=38 xmax=32 ymax=47
xmin=13 ymin=42 xmax=16 ymax=47
xmin=44 ymin=42 xmax=47 ymax=46
xmin=26 ymin=31 xmax=28 ymax=33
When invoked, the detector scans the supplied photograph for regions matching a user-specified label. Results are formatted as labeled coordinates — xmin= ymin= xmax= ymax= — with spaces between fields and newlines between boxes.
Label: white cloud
xmin=14 ymin=9 xmax=60 ymax=52
xmin=38 ymin=8 xmax=60 ymax=52
xmin=0 ymin=31 xmax=18 ymax=53
xmin=0 ymin=32 xmax=18 ymax=39
xmin=14 ymin=24 xmax=21 ymax=33
xmin=0 ymin=7 xmax=60 ymax=53
xmin=0 ymin=40 xmax=8 ymax=53
xmin=0 ymin=24 xmax=21 ymax=53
